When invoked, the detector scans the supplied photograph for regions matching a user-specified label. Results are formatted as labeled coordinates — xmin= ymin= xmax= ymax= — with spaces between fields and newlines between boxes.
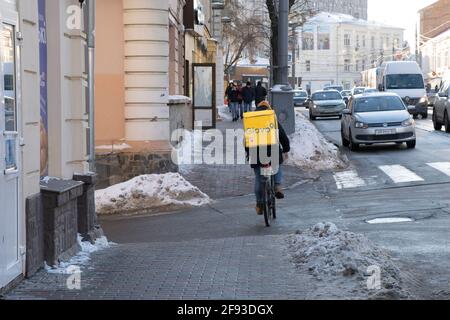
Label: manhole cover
xmin=366 ymin=217 xmax=414 ymax=224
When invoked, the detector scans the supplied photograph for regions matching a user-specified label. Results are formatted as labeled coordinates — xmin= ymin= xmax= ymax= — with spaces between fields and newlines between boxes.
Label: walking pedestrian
xmin=225 ymin=81 xmax=233 ymax=113
xmin=255 ymin=81 xmax=268 ymax=107
xmin=237 ymin=82 xmax=244 ymax=120
xmin=229 ymin=83 xmax=240 ymax=122
xmin=241 ymin=81 xmax=255 ymax=117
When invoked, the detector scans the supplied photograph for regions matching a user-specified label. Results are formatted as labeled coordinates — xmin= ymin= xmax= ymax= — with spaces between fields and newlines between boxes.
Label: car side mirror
xmin=342 ymin=109 xmax=351 ymax=115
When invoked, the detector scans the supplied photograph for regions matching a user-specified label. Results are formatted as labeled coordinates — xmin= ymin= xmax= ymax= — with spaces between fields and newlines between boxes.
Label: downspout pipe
xmin=87 ymin=0 xmax=96 ymax=172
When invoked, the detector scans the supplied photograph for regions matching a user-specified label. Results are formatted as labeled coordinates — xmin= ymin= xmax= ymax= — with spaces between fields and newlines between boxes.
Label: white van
xmin=378 ymin=61 xmax=428 ymax=119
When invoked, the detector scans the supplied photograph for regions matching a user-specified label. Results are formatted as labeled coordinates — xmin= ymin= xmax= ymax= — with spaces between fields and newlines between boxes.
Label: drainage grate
xmin=366 ymin=217 xmax=414 ymax=224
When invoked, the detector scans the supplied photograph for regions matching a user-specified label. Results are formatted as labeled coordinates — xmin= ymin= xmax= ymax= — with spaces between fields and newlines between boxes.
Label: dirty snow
xmin=287 ymin=223 xmax=411 ymax=299
xmin=45 ymin=235 xmax=115 ymax=275
xmin=285 ymin=111 xmax=347 ymax=171
xmin=95 ymin=173 xmax=211 ymax=215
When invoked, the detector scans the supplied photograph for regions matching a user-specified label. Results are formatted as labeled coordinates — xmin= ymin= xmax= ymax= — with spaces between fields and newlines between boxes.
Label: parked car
xmin=428 ymin=90 xmax=440 ymax=107
xmin=309 ymin=90 xmax=346 ymax=120
xmin=352 ymin=87 xmax=366 ymax=95
xmin=341 ymin=92 xmax=416 ymax=151
xmin=341 ymin=90 xmax=352 ymax=105
xmin=324 ymin=85 xmax=344 ymax=93
xmin=432 ymin=78 xmax=450 ymax=132
xmin=293 ymin=90 xmax=309 ymax=107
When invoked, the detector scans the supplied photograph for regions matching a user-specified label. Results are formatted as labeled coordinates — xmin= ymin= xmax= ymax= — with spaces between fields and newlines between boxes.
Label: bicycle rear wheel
xmin=262 ymin=179 xmax=272 ymax=227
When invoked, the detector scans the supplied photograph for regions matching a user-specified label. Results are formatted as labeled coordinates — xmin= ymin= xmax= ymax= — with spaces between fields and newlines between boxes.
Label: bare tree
xmin=222 ymin=0 xmax=268 ymax=80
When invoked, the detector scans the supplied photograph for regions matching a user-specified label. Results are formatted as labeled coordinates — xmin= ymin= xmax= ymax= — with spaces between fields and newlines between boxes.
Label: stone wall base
xmin=96 ymin=150 xmax=178 ymax=190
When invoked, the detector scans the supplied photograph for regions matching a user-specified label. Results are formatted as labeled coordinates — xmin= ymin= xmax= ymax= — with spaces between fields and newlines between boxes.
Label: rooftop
xmin=303 ymin=12 xmax=404 ymax=30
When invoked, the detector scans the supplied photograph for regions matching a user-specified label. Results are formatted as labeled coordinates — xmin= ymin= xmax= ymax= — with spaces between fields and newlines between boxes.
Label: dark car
xmin=432 ymin=78 xmax=450 ymax=132
xmin=293 ymin=90 xmax=309 ymax=107
xmin=309 ymin=90 xmax=346 ymax=120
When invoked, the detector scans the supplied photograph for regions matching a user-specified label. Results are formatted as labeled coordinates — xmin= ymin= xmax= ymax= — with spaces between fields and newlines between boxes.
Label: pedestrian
xmin=255 ymin=81 xmax=268 ymax=107
xmin=241 ymin=81 xmax=255 ymax=117
xmin=229 ymin=83 xmax=240 ymax=122
xmin=245 ymin=101 xmax=291 ymax=215
xmin=225 ymin=81 xmax=233 ymax=113
xmin=237 ymin=82 xmax=244 ymax=120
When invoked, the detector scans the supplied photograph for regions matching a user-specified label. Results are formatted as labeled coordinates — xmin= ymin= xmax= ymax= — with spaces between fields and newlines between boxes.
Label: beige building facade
xmin=1 ymin=0 xmax=93 ymax=291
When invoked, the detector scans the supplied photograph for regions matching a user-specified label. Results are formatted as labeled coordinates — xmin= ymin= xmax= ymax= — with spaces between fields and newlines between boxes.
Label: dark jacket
xmin=225 ymin=85 xmax=233 ymax=99
xmin=229 ymin=88 xmax=240 ymax=103
xmin=255 ymin=85 xmax=268 ymax=105
xmin=246 ymin=106 xmax=291 ymax=169
xmin=241 ymin=86 xmax=255 ymax=103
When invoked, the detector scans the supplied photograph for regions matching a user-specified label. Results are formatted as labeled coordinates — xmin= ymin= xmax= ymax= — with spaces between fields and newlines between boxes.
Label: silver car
xmin=341 ymin=93 xmax=416 ymax=151
xmin=309 ymin=90 xmax=346 ymax=120
xmin=432 ymin=78 xmax=450 ymax=132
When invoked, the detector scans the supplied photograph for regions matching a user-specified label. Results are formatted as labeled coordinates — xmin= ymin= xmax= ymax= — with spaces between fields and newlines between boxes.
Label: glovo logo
xmin=246 ymin=123 xmax=276 ymax=135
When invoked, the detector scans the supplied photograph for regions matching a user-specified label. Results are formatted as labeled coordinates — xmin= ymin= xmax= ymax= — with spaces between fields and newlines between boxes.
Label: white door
xmin=0 ymin=12 xmax=21 ymax=289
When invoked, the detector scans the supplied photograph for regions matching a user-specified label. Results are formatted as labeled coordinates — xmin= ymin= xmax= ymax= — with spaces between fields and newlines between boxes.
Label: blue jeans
xmin=241 ymin=102 xmax=252 ymax=117
xmin=254 ymin=166 xmax=283 ymax=204
xmin=231 ymin=102 xmax=239 ymax=119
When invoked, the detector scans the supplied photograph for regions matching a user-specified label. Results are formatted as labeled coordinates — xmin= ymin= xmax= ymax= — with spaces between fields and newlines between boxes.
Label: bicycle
xmin=260 ymin=164 xmax=277 ymax=227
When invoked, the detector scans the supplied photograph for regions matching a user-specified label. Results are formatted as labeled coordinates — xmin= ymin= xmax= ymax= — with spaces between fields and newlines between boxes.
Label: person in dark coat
xmin=241 ymin=81 xmax=255 ymax=117
xmin=228 ymin=83 xmax=240 ymax=122
xmin=245 ymin=101 xmax=291 ymax=215
xmin=225 ymin=82 xmax=233 ymax=112
xmin=255 ymin=81 xmax=268 ymax=106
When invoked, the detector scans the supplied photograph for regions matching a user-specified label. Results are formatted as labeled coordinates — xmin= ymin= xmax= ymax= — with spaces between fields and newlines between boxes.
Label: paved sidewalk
xmin=6 ymin=236 xmax=314 ymax=300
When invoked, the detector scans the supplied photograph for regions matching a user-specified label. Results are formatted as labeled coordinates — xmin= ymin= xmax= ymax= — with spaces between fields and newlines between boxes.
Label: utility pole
xmin=278 ymin=0 xmax=289 ymax=85
xmin=270 ymin=0 xmax=295 ymax=135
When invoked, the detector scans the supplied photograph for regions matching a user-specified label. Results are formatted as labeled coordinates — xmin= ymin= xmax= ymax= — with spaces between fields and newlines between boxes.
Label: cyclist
xmin=245 ymin=101 xmax=291 ymax=215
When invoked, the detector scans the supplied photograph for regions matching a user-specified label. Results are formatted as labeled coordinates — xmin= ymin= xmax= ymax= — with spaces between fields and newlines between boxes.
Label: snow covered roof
xmin=237 ymin=56 xmax=270 ymax=67
xmin=304 ymin=12 xmax=404 ymax=30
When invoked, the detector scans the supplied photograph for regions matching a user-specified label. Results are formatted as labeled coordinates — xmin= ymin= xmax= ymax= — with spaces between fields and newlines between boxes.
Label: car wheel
xmin=433 ymin=110 xmax=442 ymax=131
xmin=406 ymin=140 xmax=416 ymax=149
xmin=341 ymin=128 xmax=350 ymax=147
xmin=445 ymin=111 xmax=450 ymax=133
xmin=349 ymin=129 xmax=359 ymax=151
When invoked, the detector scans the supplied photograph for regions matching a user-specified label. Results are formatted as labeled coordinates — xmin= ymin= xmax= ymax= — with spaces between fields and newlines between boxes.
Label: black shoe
xmin=275 ymin=185 xmax=285 ymax=199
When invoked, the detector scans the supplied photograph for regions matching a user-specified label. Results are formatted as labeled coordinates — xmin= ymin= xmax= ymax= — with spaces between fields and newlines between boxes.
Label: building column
xmin=46 ymin=0 xmax=89 ymax=179
xmin=123 ymin=0 xmax=170 ymax=142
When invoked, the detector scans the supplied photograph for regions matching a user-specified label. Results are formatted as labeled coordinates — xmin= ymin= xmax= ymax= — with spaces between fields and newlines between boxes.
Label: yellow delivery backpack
xmin=243 ymin=109 xmax=279 ymax=148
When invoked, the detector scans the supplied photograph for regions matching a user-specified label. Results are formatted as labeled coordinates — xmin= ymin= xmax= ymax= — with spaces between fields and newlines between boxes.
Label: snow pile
xmin=218 ymin=105 xmax=233 ymax=121
xmin=287 ymin=223 xmax=410 ymax=299
xmin=45 ymin=235 xmax=114 ymax=274
xmin=95 ymin=173 xmax=211 ymax=215
xmin=285 ymin=111 xmax=347 ymax=171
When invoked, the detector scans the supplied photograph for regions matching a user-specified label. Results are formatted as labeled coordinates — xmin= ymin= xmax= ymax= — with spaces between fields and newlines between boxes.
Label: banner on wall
xmin=38 ymin=0 xmax=48 ymax=177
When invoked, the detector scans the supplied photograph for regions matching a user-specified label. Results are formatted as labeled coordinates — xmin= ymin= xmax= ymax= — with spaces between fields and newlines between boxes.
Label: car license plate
xmin=375 ymin=129 xmax=396 ymax=135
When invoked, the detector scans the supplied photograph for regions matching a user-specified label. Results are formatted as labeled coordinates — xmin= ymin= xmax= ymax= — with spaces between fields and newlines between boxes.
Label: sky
xmin=368 ymin=0 xmax=438 ymax=49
